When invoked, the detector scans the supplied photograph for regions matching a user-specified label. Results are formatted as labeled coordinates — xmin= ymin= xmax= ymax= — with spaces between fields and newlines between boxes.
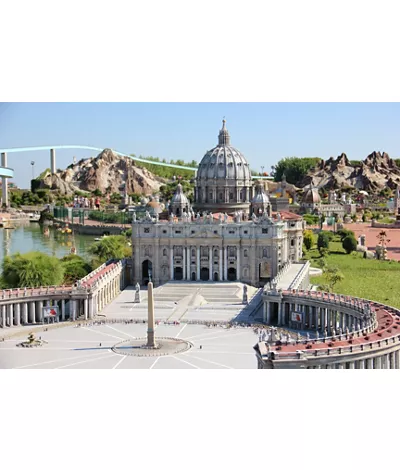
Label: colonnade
xmin=262 ymin=300 xmax=370 ymax=335
xmin=0 ymin=260 xmax=127 ymax=330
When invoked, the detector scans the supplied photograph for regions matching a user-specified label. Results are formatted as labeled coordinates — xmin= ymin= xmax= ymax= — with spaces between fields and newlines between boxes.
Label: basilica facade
xmin=131 ymin=120 xmax=304 ymax=287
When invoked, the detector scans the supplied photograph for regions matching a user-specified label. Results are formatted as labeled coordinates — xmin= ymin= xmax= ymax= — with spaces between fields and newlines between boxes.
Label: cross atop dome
xmin=218 ymin=118 xmax=231 ymax=146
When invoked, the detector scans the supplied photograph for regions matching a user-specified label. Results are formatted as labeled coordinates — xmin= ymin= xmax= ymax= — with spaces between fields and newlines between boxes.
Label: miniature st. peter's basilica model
xmin=131 ymin=120 xmax=304 ymax=287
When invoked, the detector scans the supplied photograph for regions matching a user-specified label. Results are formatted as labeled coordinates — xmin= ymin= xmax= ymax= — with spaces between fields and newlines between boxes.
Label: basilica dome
xmin=194 ymin=120 xmax=253 ymax=214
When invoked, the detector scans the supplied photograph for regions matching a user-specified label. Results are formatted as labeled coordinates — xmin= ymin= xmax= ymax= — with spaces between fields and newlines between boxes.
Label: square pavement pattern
xmin=0 ymin=323 xmax=258 ymax=369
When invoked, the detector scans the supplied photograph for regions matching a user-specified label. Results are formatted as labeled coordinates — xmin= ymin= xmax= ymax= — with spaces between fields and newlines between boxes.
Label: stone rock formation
xmin=299 ymin=151 xmax=400 ymax=192
xmin=40 ymin=149 xmax=163 ymax=196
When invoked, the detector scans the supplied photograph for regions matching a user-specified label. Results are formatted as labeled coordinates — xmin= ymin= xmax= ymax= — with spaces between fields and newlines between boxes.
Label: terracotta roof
xmin=272 ymin=211 xmax=302 ymax=220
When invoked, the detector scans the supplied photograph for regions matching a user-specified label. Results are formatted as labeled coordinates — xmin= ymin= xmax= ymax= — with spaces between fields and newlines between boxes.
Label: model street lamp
xmin=31 ymin=161 xmax=35 ymax=180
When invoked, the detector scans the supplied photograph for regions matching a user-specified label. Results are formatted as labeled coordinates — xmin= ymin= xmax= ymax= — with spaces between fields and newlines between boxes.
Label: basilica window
xmin=219 ymin=192 xmax=223 ymax=201
xmin=229 ymin=193 xmax=233 ymax=201
xmin=192 ymin=248 xmax=195 ymax=257
xmin=163 ymin=230 xmax=167 ymax=234
xmin=163 ymin=248 xmax=167 ymax=256
xmin=175 ymin=246 xmax=183 ymax=256
xmin=228 ymin=247 xmax=236 ymax=257
xmin=144 ymin=228 xmax=150 ymax=234
xmin=201 ymin=246 xmax=208 ymax=257
xmin=244 ymin=249 xmax=248 ymax=257
xmin=262 ymin=228 xmax=268 ymax=234
xmin=291 ymin=239 xmax=295 ymax=247
xmin=263 ymin=248 xmax=269 ymax=258
xmin=144 ymin=247 xmax=150 ymax=256
xmin=214 ymin=249 xmax=218 ymax=257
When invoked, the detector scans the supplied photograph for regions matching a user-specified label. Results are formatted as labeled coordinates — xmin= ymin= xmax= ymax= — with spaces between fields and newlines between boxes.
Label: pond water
xmin=0 ymin=222 xmax=96 ymax=264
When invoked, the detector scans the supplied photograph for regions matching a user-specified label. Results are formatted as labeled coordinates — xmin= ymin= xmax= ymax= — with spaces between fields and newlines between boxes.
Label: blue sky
xmin=1 ymin=102 xmax=400 ymax=188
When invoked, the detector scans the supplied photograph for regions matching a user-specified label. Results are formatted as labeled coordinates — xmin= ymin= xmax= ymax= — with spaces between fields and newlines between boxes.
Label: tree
xmin=1 ymin=252 xmax=64 ymax=288
xmin=303 ymin=230 xmax=314 ymax=250
xmin=60 ymin=254 xmax=92 ymax=285
xmin=317 ymin=265 xmax=344 ymax=293
xmin=317 ymin=231 xmax=330 ymax=255
xmin=88 ymin=235 xmax=131 ymax=263
xmin=342 ymin=235 xmax=357 ymax=254
xmin=273 ymin=157 xmax=321 ymax=185
xmin=337 ymin=228 xmax=355 ymax=241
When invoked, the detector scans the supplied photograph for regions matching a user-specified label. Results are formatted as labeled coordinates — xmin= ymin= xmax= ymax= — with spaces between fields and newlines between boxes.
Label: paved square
xmin=0 ymin=322 xmax=258 ymax=369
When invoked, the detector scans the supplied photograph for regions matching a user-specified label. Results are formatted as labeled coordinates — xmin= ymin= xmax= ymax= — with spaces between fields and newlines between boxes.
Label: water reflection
xmin=0 ymin=222 xmax=95 ymax=263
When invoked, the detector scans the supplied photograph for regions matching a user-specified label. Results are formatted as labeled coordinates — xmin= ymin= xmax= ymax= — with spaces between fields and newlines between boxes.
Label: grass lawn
xmin=303 ymin=236 xmax=400 ymax=309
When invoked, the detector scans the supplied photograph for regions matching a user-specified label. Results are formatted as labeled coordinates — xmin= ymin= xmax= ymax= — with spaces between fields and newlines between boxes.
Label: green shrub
xmin=317 ymin=231 xmax=330 ymax=254
xmin=342 ymin=235 xmax=358 ymax=254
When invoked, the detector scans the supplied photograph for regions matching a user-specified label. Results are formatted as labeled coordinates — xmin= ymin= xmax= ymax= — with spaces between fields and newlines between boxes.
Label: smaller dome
xmin=171 ymin=183 xmax=189 ymax=205
xmin=302 ymin=185 xmax=321 ymax=204
xmin=252 ymin=183 xmax=270 ymax=204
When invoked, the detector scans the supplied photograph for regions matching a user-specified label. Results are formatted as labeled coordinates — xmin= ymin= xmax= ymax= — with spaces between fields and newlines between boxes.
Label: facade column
xmin=71 ymin=300 xmax=76 ymax=321
xmin=14 ymin=303 xmax=21 ymax=326
xmin=183 ymin=246 xmax=186 ymax=281
xmin=224 ymin=246 xmax=228 ymax=281
xmin=170 ymin=246 xmax=174 ymax=280
xmin=237 ymin=246 xmax=240 ymax=282
xmin=196 ymin=246 xmax=200 ymax=281
xmin=209 ymin=246 xmax=213 ymax=281
xmin=366 ymin=358 xmax=373 ymax=369
xmin=338 ymin=363 xmax=344 ymax=369
xmin=348 ymin=362 xmax=355 ymax=369
xmin=187 ymin=247 xmax=191 ymax=281
xmin=263 ymin=302 xmax=267 ymax=323
xmin=219 ymin=247 xmax=223 ymax=281
xmin=381 ymin=355 xmax=388 ymax=369
xmin=321 ymin=307 xmax=326 ymax=332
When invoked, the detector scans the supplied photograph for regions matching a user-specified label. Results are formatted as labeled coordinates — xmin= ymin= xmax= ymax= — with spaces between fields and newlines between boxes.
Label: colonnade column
xmin=14 ymin=303 xmax=21 ymax=326
xmin=7 ymin=304 xmax=13 ymax=326
xmin=170 ymin=247 xmax=174 ymax=280
xmin=395 ymin=350 xmax=400 ymax=369
xmin=209 ymin=247 xmax=212 ymax=281
xmin=30 ymin=302 xmax=36 ymax=324
xmin=1 ymin=305 xmax=6 ymax=327
xmin=22 ymin=303 xmax=28 ymax=324
xmin=61 ymin=299 xmax=65 ymax=321
xmin=374 ymin=356 xmax=382 ymax=369
xmin=366 ymin=358 xmax=374 ymax=369
xmin=37 ymin=300 xmax=44 ymax=324
xmin=84 ymin=298 xmax=88 ymax=320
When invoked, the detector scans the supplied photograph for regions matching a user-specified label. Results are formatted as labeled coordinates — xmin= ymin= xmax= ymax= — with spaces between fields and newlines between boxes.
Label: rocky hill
xmin=40 ymin=149 xmax=164 ymax=196
xmin=299 ymin=151 xmax=400 ymax=192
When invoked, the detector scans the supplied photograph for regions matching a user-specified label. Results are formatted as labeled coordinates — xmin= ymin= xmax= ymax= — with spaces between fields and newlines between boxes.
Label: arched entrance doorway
xmin=200 ymin=267 xmax=209 ymax=281
xmin=191 ymin=272 xmax=196 ymax=281
xmin=213 ymin=272 xmax=219 ymax=281
xmin=174 ymin=267 xmax=183 ymax=281
xmin=142 ymin=259 xmax=153 ymax=285
xmin=227 ymin=268 xmax=236 ymax=281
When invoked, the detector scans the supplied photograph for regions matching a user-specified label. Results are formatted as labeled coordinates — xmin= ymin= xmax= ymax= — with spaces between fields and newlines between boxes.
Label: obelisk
xmin=146 ymin=280 xmax=156 ymax=348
